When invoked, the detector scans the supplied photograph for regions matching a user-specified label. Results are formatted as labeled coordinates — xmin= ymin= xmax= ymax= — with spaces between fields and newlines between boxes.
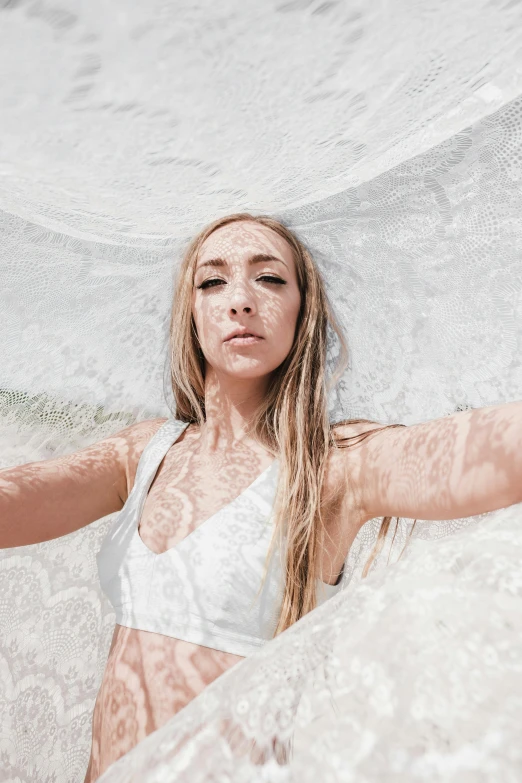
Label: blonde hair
xmin=168 ymin=213 xmax=412 ymax=636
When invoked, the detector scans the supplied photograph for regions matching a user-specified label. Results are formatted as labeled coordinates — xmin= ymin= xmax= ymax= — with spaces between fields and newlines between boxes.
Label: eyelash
xmin=196 ymin=275 xmax=286 ymax=290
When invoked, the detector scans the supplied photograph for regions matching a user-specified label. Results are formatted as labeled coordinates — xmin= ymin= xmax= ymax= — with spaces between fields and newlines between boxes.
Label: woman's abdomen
xmin=84 ymin=624 xmax=244 ymax=781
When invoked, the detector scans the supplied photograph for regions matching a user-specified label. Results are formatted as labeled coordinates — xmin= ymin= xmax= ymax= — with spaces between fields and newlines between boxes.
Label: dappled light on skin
xmin=192 ymin=221 xmax=302 ymax=385
xmin=3 ymin=210 xmax=520 ymax=782
xmin=84 ymin=417 xmax=268 ymax=780
xmin=1 ymin=4 xmax=522 ymax=780
xmin=83 ymin=220 xmax=335 ymax=781
xmin=86 ymin=624 xmax=244 ymax=782
xmin=354 ymin=402 xmax=522 ymax=525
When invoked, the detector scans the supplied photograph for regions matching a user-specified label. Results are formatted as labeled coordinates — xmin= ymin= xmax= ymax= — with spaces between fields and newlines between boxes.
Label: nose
xmin=227 ymin=280 xmax=256 ymax=316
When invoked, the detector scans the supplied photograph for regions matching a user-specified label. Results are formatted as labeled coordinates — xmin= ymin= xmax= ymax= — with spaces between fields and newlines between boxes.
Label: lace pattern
xmin=0 ymin=1 xmax=521 ymax=780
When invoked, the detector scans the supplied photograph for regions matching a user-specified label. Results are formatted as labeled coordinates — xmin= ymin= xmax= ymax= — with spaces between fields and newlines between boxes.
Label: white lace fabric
xmin=97 ymin=502 xmax=522 ymax=783
xmin=1 ymin=1 xmax=522 ymax=781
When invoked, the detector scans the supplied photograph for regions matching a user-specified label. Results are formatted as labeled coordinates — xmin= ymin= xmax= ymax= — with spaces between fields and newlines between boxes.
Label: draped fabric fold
xmin=1 ymin=2 xmax=521 ymax=781
xmin=98 ymin=501 xmax=522 ymax=783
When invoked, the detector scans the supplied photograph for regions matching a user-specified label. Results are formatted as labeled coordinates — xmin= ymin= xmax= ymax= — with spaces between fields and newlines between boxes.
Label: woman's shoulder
xmin=116 ymin=417 xmax=171 ymax=501
xmin=120 ymin=416 xmax=170 ymax=448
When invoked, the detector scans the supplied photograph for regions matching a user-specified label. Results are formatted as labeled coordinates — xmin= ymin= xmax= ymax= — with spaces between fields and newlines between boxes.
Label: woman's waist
xmin=97 ymin=623 xmax=244 ymax=736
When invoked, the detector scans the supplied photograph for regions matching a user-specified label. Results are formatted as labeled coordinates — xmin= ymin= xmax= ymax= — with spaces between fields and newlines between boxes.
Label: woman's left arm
xmin=356 ymin=401 xmax=522 ymax=523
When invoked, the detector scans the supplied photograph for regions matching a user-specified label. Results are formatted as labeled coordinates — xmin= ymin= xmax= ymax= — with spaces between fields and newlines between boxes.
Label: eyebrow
xmin=196 ymin=253 xmax=288 ymax=270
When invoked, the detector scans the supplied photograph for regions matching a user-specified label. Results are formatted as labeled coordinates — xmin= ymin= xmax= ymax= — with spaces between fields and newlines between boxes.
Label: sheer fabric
xmin=0 ymin=1 xmax=521 ymax=781
xmin=97 ymin=502 xmax=522 ymax=783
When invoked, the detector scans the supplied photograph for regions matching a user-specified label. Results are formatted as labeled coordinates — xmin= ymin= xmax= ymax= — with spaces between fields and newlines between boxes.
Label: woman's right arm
xmin=0 ymin=417 xmax=167 ymax=548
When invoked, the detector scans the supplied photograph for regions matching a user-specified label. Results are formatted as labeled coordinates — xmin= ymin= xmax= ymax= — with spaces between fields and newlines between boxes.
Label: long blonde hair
xmin=168 ymin=213 xmax=410 ymax=636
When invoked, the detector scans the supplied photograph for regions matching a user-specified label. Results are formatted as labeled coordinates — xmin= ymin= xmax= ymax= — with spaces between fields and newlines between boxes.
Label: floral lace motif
xmin=1 ymin=1 xmax=522 ymax=780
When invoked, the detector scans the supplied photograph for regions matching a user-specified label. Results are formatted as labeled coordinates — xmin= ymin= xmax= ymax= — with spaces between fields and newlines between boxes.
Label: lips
xmin=226 ymin=335 xmax=263 ymax=347
xmin=224 ymin=329 xmax=263 ymax=342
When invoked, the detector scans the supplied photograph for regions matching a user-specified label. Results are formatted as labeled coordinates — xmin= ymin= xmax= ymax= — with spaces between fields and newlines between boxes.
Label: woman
xmin=1 ymin=213 xmax=520 ymax=782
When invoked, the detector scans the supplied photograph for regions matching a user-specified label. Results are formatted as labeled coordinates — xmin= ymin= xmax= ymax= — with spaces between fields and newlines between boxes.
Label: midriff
xmin=84 ymin=419 xmax=362 ymax=781
xmin=83 ymin=625 xmax=244 ymax=782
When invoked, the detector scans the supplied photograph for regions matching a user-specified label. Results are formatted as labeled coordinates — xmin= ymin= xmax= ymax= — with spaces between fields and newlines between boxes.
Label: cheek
xmin=192 ymin=295 xmax=224 ymax=349
xmin=268 ymin=291 xmax=301 ymax=343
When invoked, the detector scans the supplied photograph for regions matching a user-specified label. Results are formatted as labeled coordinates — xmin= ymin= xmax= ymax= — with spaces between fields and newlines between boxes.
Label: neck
xmin=198 ymin=366 xmax=270 ymax=452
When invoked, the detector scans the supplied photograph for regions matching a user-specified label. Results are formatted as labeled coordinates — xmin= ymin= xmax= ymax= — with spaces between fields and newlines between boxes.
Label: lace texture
xmin=0 ymin=1 xmax=521 ymax=781
xmin=98 ymin=502 xmax=522 ymax=782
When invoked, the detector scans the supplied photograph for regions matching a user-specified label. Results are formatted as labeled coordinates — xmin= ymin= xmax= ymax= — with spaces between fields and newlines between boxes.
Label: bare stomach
xmin=84 ymin=624 xmax=245 ymax=782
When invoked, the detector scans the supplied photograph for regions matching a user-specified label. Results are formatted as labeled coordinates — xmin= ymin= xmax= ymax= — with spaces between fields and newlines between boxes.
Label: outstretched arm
xmin=0 ymin=417 xmax=167 ymax=548
xmin=345 ymin=401 xmax=522 ymax=525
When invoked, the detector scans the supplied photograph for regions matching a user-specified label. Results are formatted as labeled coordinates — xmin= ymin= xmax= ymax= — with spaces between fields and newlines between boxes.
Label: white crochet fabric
xmin=0 ymin=1 xmax=521 ymax=781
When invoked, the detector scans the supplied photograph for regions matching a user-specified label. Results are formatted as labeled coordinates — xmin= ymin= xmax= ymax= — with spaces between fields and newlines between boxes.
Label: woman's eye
xmin=196 ymin=278 xmax=225 ymax=290
xmin=257 ymin=275 xmax=286 ymax=285
xmin=196 ymin=275 xmax=286 ymax=290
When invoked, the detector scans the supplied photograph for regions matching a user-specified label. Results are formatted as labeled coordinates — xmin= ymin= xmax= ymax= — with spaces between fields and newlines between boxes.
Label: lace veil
xmin=1 ymin=2 xmax=521 ymax=780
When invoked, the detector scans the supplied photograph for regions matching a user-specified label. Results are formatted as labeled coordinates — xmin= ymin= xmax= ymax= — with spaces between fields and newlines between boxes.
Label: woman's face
xmin=192 ymin=221 xmax=302 ymax=380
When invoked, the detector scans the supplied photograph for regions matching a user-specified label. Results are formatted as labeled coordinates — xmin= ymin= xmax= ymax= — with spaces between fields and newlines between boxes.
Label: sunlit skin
xmin=55 ymin=222 xmax=522 ymax=782
xmin=191 ymin=220 xmax=302 ymax=446
xmin=83 ymin=221 xmax=354 ymax=782
xmin=0 ymin=220 xmax=519 ymax=780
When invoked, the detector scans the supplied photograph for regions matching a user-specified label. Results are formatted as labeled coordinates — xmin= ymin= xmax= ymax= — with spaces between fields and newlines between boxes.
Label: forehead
xmin=199 ymin=221 xmax=294 ymax=263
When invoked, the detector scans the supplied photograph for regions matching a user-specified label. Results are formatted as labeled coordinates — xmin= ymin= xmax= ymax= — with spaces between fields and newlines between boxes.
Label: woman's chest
xmin=137 ymin=443 xmax=277 ymax=556
xmin=134 ymin=442 xmax=362 ymax=587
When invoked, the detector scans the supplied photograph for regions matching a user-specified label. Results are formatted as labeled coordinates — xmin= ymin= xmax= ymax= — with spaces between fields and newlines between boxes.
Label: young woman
xmin=1 ymin=214 xmax=520 ymax=782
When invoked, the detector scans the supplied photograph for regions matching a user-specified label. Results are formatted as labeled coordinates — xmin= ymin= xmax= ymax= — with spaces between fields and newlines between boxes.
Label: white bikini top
xmin=97 ymin=418 xmax=344 ymax=657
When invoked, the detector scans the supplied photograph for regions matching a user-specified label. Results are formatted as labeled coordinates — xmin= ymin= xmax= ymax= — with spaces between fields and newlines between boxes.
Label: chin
xmin=217 ymin=359 xmax=284 ymax=381
xmin=226 ymin=366 xmax=277 ymax=381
